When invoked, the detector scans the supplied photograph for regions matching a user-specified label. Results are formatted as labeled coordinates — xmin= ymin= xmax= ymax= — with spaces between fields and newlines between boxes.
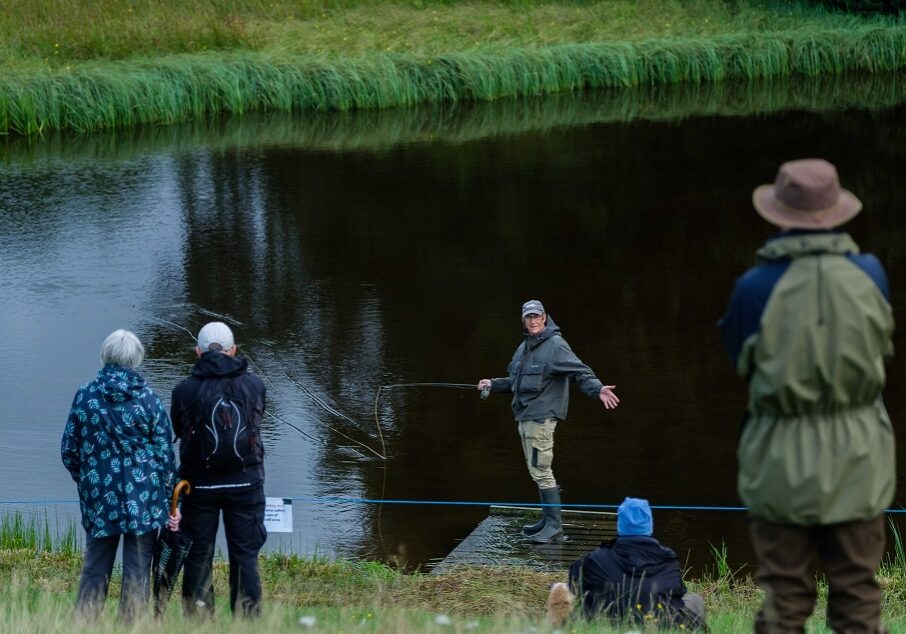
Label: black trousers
xmin=76 ymin=530 xmax=157 ymax=622
xmin=181 ymin=485 xmax=267 ymax=617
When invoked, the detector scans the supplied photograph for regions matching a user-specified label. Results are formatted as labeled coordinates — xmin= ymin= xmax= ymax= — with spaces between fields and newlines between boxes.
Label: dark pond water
xmin=2 ymin=78 xmax=905 ymax=574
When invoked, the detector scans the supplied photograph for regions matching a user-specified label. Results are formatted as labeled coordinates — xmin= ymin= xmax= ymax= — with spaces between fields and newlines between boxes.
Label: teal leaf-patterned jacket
xmin=61 ymin=365 xmax=175 ymax=538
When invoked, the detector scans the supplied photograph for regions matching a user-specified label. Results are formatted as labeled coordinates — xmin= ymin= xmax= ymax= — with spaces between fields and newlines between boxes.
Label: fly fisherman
xmin=477 ymin=300 xmax=620 ymax=544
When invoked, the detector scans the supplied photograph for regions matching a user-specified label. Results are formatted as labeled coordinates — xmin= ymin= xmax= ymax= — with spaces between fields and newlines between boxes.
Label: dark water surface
xmin=2 ymin=82 xmax=905 ymax=574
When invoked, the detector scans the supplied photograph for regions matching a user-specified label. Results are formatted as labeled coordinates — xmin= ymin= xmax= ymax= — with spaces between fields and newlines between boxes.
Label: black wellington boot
xmin=522 ymin=486 xmax=547 ymax=536
xmin=530 ymin=486 xmax=564 ymax=544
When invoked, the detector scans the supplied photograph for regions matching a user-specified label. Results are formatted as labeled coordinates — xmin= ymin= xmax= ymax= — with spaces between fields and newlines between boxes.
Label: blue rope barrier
xmin=2 ymin=496 xmax=904 ymax=513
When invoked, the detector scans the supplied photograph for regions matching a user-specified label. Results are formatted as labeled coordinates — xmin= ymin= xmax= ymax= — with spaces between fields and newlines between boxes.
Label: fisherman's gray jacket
xmin=490 ymin=316 xmax=604 ymax=422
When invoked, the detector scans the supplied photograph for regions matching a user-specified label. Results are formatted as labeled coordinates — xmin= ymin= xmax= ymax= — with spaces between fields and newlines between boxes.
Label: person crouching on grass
xmin=556 ymin=497 xmax=707 ymax=630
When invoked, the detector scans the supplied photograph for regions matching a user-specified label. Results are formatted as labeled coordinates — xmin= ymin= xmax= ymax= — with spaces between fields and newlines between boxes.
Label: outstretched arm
xmin=598 ymin=385 xmax=619 ymax=409
xmin=550 ymin=340 xmax=618 ymax=409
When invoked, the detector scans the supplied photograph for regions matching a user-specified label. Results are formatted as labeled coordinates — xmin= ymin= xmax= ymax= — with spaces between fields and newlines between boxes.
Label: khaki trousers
xmin=749 ymin=514 xmax=886 ymax=634
xmin=517 ymin=418 xmax=557 ymax=489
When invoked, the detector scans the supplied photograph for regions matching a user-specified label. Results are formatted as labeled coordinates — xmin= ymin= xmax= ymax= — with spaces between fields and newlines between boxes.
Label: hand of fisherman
xmin=599 ymin=385 xmax=619 ymax=409
xmin=167 ymin=508 xmax=182 ymax=532
xmin=477 ymin=379 xmax=492 ymax=391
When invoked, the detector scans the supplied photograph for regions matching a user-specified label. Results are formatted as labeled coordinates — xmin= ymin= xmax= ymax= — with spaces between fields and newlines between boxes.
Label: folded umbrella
xmin=151 ymin=479 xmax=192 ymax=617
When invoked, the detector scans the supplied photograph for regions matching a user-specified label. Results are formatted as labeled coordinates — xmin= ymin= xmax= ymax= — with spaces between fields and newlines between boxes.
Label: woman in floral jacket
xmin=61 ymin=329 xmax=176 ymax=621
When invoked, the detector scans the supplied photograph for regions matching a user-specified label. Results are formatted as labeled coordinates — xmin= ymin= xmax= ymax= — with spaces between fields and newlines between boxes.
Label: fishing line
xmin=195 ymin=307 xmax=244 ymax=326
xmin=372 ymin=382 xmax=479 ymax=461
xmin=242 ymin=354 xmax=325 ymax=445
xmin=140 ymin=314 xmax=196 ymax=342
xmin=265 ymin=410 xmax=327 ymax=447
xmin=284 ymin=371 xmax=387 ymax=460
xmin=245 ymin=349 xmax=386 ymax=460
xmin=286 ymin=371 xmax=365 ymax=428
xmin=241 ymin=346 xmax=278 ymax=389
xmin=136 ymin=317 xmax=381 ymax=460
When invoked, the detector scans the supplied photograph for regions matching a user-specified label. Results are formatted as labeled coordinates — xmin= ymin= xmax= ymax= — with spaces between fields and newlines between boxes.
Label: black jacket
xmin=171 ymin=351 xmax=266 ymax=490
xmin=568 ymin=536 xmax=690 ymax=627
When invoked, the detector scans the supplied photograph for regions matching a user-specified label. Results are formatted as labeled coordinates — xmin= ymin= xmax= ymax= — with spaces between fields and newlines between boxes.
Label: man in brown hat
xmin=719 ymin=159 xmax=895 ymax=633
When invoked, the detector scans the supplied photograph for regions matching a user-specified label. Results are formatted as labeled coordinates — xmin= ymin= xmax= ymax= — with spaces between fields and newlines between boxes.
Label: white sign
xmin=264 ymin=497 xmax=293 ymax=533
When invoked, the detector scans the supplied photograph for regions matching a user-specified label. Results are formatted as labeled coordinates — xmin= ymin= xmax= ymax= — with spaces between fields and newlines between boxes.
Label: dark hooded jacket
xmin=170 ymin=351 xmax=266 ymax=491
xmin=568 ymin=536 xmax=691 ymax=627
xmin=489 ymin=316 xmax=604 ymax=421
xmin=61 ymin=365 xmax=175 ymax=538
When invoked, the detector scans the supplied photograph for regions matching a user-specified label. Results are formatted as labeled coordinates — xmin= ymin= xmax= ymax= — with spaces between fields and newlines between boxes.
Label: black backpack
xmin=183 ymin=376 xmax=259 ymax=473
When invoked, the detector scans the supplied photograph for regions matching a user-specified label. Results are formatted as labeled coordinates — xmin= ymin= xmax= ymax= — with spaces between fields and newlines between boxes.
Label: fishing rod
xmin=372 ymin=381 xmax=487 ymax=449
xmin=381 ymin=382 xmax=476 ymax=390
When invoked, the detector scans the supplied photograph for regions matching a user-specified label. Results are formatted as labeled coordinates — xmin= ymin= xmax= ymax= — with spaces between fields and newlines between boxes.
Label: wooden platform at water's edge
xmin=430 ymin=505 xmax=617 ymax=573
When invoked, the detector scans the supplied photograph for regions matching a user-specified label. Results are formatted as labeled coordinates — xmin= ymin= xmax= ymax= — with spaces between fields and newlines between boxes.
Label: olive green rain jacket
xmin=720 ymin=231 xmax=895 ymax=525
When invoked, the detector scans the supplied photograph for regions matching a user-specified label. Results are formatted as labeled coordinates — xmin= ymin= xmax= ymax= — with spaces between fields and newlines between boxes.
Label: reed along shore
xmin=1 ymin=1 xmax=905 ymax=135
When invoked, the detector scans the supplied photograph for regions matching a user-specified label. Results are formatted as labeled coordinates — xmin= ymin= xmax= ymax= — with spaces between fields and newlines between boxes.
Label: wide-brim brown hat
xmin=753 ymin=159 xmax=862 ymax=229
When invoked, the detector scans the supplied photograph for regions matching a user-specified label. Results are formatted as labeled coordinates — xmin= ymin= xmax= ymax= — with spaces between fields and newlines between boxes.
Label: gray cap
xmin=197 ymin=321 xmax=235 ymax=352
xmin=521 ymin=300 xmax=545 ymax=319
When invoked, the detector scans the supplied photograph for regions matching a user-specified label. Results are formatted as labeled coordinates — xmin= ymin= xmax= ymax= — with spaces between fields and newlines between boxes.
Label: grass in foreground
xmin=1 ymin=513 xmax=905 ymax=632
xmin=0 ymin=1 xmax=905 ymax=135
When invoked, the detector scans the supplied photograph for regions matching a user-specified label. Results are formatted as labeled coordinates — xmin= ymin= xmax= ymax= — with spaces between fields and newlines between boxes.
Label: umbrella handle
xmin=170 ymin=480 xmax=191 ymax=516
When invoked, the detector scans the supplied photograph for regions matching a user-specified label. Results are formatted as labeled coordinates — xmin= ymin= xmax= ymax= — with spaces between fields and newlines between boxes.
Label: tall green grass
xmin=4 ymin=71 xmax=905 ymax=163
xmin=0 ymin=1 xmax=905 ymax=135
xmin=0 ymin=511 xmax=78 ymax=554
xmin=2 ymin=22 xmax=906 ymax=136
xmin=879 ymin=518 xmax=906 ymax=622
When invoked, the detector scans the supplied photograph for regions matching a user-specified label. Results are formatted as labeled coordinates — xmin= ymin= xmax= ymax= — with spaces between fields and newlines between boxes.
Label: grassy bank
xmin=4 ymin=72 xmax=905 ymax=164
xmin=0 ymin=0 xmax=905 ymax=135
xmin=2 ymin=512 xmax=906 ymax=633
xmin=0 ymin=548 xmax=755 ymax=633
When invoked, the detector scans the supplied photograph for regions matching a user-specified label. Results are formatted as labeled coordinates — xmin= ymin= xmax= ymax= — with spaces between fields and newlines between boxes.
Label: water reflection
xmin=1 ymin=76 xmax=905 ymax=572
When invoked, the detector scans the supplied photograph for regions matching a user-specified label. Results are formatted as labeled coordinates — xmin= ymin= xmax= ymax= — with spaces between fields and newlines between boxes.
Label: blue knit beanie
xmin=617 ymin=497 xmax=653 ymax=536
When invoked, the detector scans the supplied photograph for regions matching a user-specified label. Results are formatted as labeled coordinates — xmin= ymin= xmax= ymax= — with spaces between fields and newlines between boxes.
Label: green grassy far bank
xmin=1 ymin=0 xmax=905 ymax=135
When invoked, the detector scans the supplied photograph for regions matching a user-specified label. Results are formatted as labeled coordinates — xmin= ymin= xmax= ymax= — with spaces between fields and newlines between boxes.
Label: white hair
xmin=100 ymin=329 xmax=145 ymax=369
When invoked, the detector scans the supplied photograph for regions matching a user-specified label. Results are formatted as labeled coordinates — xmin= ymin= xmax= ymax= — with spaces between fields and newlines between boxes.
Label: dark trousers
xmin=749 ymin=514 xmax=886 ymax=634
xmin=181 ymin=485 xmax=267 ymax=617
xmin=75 ymin=530 xmax=157 ymax=622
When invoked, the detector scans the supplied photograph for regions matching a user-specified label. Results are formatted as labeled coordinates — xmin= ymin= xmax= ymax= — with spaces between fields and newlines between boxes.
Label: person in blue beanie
xmin=567 ymin=497 xmax=707 ymax=629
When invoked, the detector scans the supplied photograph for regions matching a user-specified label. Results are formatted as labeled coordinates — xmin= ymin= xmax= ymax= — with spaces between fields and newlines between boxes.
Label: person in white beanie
xmin=170 ymin=322 xmax=267 ymax=618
